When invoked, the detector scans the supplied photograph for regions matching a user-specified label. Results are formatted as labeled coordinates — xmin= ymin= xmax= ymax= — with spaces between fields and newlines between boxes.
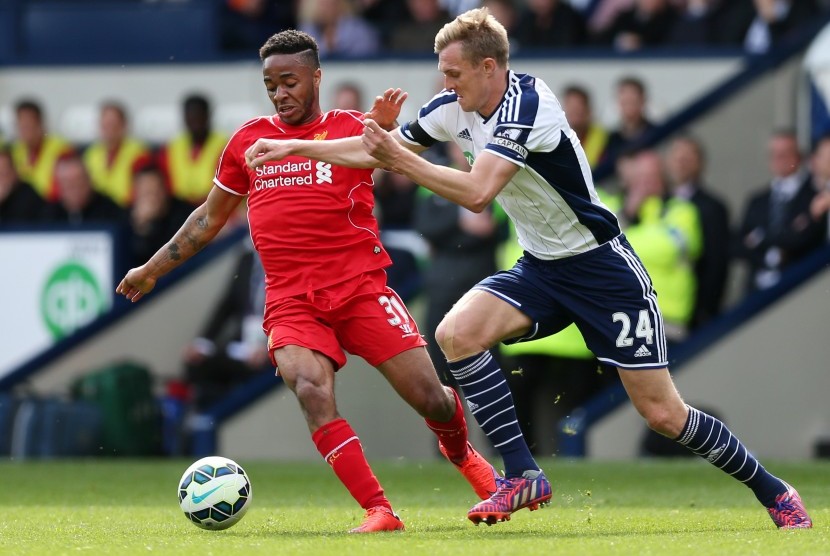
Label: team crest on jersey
xmin=314 ymin=130 xmax=328 ymax=141
xmin=495 ymin=127 xmax=522 ymax=141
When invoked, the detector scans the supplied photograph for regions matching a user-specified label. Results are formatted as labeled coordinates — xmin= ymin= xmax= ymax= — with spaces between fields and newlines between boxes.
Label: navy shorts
xmin=475 ymin=235 xmax=668 ymax=370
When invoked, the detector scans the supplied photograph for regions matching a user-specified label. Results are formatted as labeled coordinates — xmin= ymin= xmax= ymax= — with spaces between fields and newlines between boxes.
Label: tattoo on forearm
xmin=157 ymin=210 xmax=212 ymax=269
xmin=185 ymin=232 xmax=202 ymax=252
xmin=184 ymin=215 xmax=208 ymax=251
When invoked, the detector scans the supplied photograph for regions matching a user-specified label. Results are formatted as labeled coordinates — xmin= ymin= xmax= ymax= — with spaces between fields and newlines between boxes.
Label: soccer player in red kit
xmin=116 ymin=29 xmax=499 ymax=533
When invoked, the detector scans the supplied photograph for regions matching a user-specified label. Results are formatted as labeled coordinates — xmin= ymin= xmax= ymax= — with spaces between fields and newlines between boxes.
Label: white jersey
xmin=400 ymin=70 xmax=620 ymax=260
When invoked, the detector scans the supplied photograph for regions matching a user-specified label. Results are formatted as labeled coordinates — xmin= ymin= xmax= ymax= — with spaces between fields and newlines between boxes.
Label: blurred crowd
xmin=0 ymin=95 xmax=239 ymax=269
xmin=1 ymin=76 xmax=829 ymax=447
xmin=221 ymin=0 xmax=830 ymax=55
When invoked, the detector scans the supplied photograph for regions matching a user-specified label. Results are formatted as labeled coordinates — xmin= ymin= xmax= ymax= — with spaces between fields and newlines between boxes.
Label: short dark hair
xmin=672 ymin=133 xmax=706 ymax=164
xmin=15 ymin=98 xmax=43 ymax=119
xmin=183 ymin=94 xmax=210 ymax=114
xmin=0 ymin=148 xmax=13 ymax=166
xmin=812 ymin=133 xmax=830 ymax=154
xmin=100 ymin=100 xmax=128 ymax=123
xmin=259 ymin=29 xmax=320 ymax=69
xmin=617 ymin=76 xmax=646 ymax=97
xmin=562 ymin=84 xmax=591 ymax=106
xmin=133 ymin=163 xmax=169 ymax=190
xmin=772 ymin=127 xmax=797 ymax=140
xmin=336 ymin=81 xmax=362 ymax=96
xmin=134 ymin=163 xmax=163 ymax=180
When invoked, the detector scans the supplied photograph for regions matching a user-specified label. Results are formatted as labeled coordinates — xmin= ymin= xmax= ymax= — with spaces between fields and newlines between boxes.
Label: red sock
xmin=425 ymin=387 xmax=469 ymax=462
xmin=312 ymin=418 xmax=390 ymax=510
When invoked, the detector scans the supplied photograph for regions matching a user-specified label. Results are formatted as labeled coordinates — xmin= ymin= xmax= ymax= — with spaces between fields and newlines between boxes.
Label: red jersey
xmin=214 ymin=110 xmax=392 ymax=300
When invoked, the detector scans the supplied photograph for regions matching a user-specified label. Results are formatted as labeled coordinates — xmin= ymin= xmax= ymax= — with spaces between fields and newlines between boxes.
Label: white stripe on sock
xmin=323 ymin=436 xmax=359 ymax=463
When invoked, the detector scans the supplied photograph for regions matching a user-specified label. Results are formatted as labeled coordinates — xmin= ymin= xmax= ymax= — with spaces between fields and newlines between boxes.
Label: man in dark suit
xmin=182 ymin=244 xmax=270 ymax=410
xmin=737 ymin=130 xmax=826 ymax=295
xmin=602 ymin=76 xmax=657 ymax=167
xmin=41 ymin=156 xmax=126 ymax=226
xmin=665 ymin=135 xmax=731 ymax=328
xmin=0 ymin=149 xmax=46 ymax=226
xmin=128 ymin=165 xmax=192 ymax=266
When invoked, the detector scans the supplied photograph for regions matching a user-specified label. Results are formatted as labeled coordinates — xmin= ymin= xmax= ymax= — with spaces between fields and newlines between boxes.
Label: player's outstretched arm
xmin=245 ymin=136 xmax=380 ymax=170
xmin=116 ymin=186 xmax=242 ymax=302
xmin=362 ymin=119 xmax=519 ymax=212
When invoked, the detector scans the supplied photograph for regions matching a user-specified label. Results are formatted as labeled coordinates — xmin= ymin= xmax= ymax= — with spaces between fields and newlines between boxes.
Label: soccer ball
xmin=178 ymin=455 xmax=252 ymax=530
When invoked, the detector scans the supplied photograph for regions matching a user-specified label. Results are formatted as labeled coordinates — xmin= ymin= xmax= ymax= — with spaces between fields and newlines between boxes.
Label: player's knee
xmin=293 ymin=375 xmax=329 ymax=402
xmin=421 ymin=394 xmax=454 ymax=421
xmin=641 ymin=405 xmax=683 ymax=438
xmin=426 ymin=386 xmax=456 ymax=420
xmin=434 ymin=320 xmax=454 ymax=359
xmin=293 ymin=375 xmax=335 ymax=419
xmin=435 ymin=313 xmax=478 ymax=360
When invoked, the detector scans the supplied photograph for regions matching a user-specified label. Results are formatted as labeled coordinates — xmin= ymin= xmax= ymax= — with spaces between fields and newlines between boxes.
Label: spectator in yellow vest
xmin=83 ymin=102 xmax=152 ymax=207
xmin=10 ymin=99 xmax=74 ymax=201
xmin=561 ymin=84 xmax=608 ymax=169
xmin=158 ymin=94 xmax=228 ymax=206
xmin=602 ymin=150 xmax=703 ymax=342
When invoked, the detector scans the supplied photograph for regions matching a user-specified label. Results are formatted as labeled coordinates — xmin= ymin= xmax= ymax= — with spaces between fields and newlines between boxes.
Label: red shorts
xmin=264 ymin=269 xmax=427 ymax=371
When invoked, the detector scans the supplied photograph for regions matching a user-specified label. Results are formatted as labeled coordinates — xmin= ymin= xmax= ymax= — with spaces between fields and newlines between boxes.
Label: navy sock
xmin=448 ymin=351 xmax=538 ymax=478
xmin=675 ymin=405 xmax=786 ymax=507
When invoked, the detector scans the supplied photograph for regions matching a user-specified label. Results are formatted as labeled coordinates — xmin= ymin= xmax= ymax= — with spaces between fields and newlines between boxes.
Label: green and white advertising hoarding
xmin=0 ymin=230 xmax=114 ymax=377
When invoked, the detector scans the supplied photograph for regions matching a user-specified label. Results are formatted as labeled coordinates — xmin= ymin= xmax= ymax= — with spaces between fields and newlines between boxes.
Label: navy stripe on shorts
xmin=474 ymin=235 xmax=668 ymax=369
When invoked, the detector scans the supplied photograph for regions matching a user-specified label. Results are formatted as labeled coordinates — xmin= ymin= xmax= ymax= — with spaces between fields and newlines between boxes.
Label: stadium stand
xmin=58 ymin=104 xmax=98 ymax=146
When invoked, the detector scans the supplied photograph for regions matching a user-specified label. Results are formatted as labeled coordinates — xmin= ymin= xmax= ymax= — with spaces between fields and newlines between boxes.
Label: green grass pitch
xmin=0 ymin=458 xmax=826 ymax=555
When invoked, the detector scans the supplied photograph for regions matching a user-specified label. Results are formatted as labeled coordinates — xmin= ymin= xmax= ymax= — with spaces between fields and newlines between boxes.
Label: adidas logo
xmin=706 ymin=444 xmax=726 ymax=463
xmin=465 ymin=399 xmax=479 ymax=412
xmin=457 ymin=128 xmax=472 ymax=141
xmin=634 ymin=344 xmax=652 ymax=358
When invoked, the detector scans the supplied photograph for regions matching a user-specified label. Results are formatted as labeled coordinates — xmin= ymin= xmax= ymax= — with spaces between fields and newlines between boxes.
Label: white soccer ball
xmin=178 ymin=455 xmax=252 ymax=530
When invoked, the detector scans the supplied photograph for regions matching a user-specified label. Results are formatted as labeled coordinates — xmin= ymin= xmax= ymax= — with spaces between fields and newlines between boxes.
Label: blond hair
xmin=434 ymin=7 xmax=509 ymax=67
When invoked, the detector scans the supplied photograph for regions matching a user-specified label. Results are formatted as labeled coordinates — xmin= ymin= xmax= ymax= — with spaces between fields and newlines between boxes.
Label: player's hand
xmin=365 ymin=88 xmax=407 ymax=132
xmin=361 ymin=119 xmax=400 ymax=168
xmin=245 ymin=138 xmax=293 ymax=169
xmin=116 ymin=265 xmax=158 ymax=302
